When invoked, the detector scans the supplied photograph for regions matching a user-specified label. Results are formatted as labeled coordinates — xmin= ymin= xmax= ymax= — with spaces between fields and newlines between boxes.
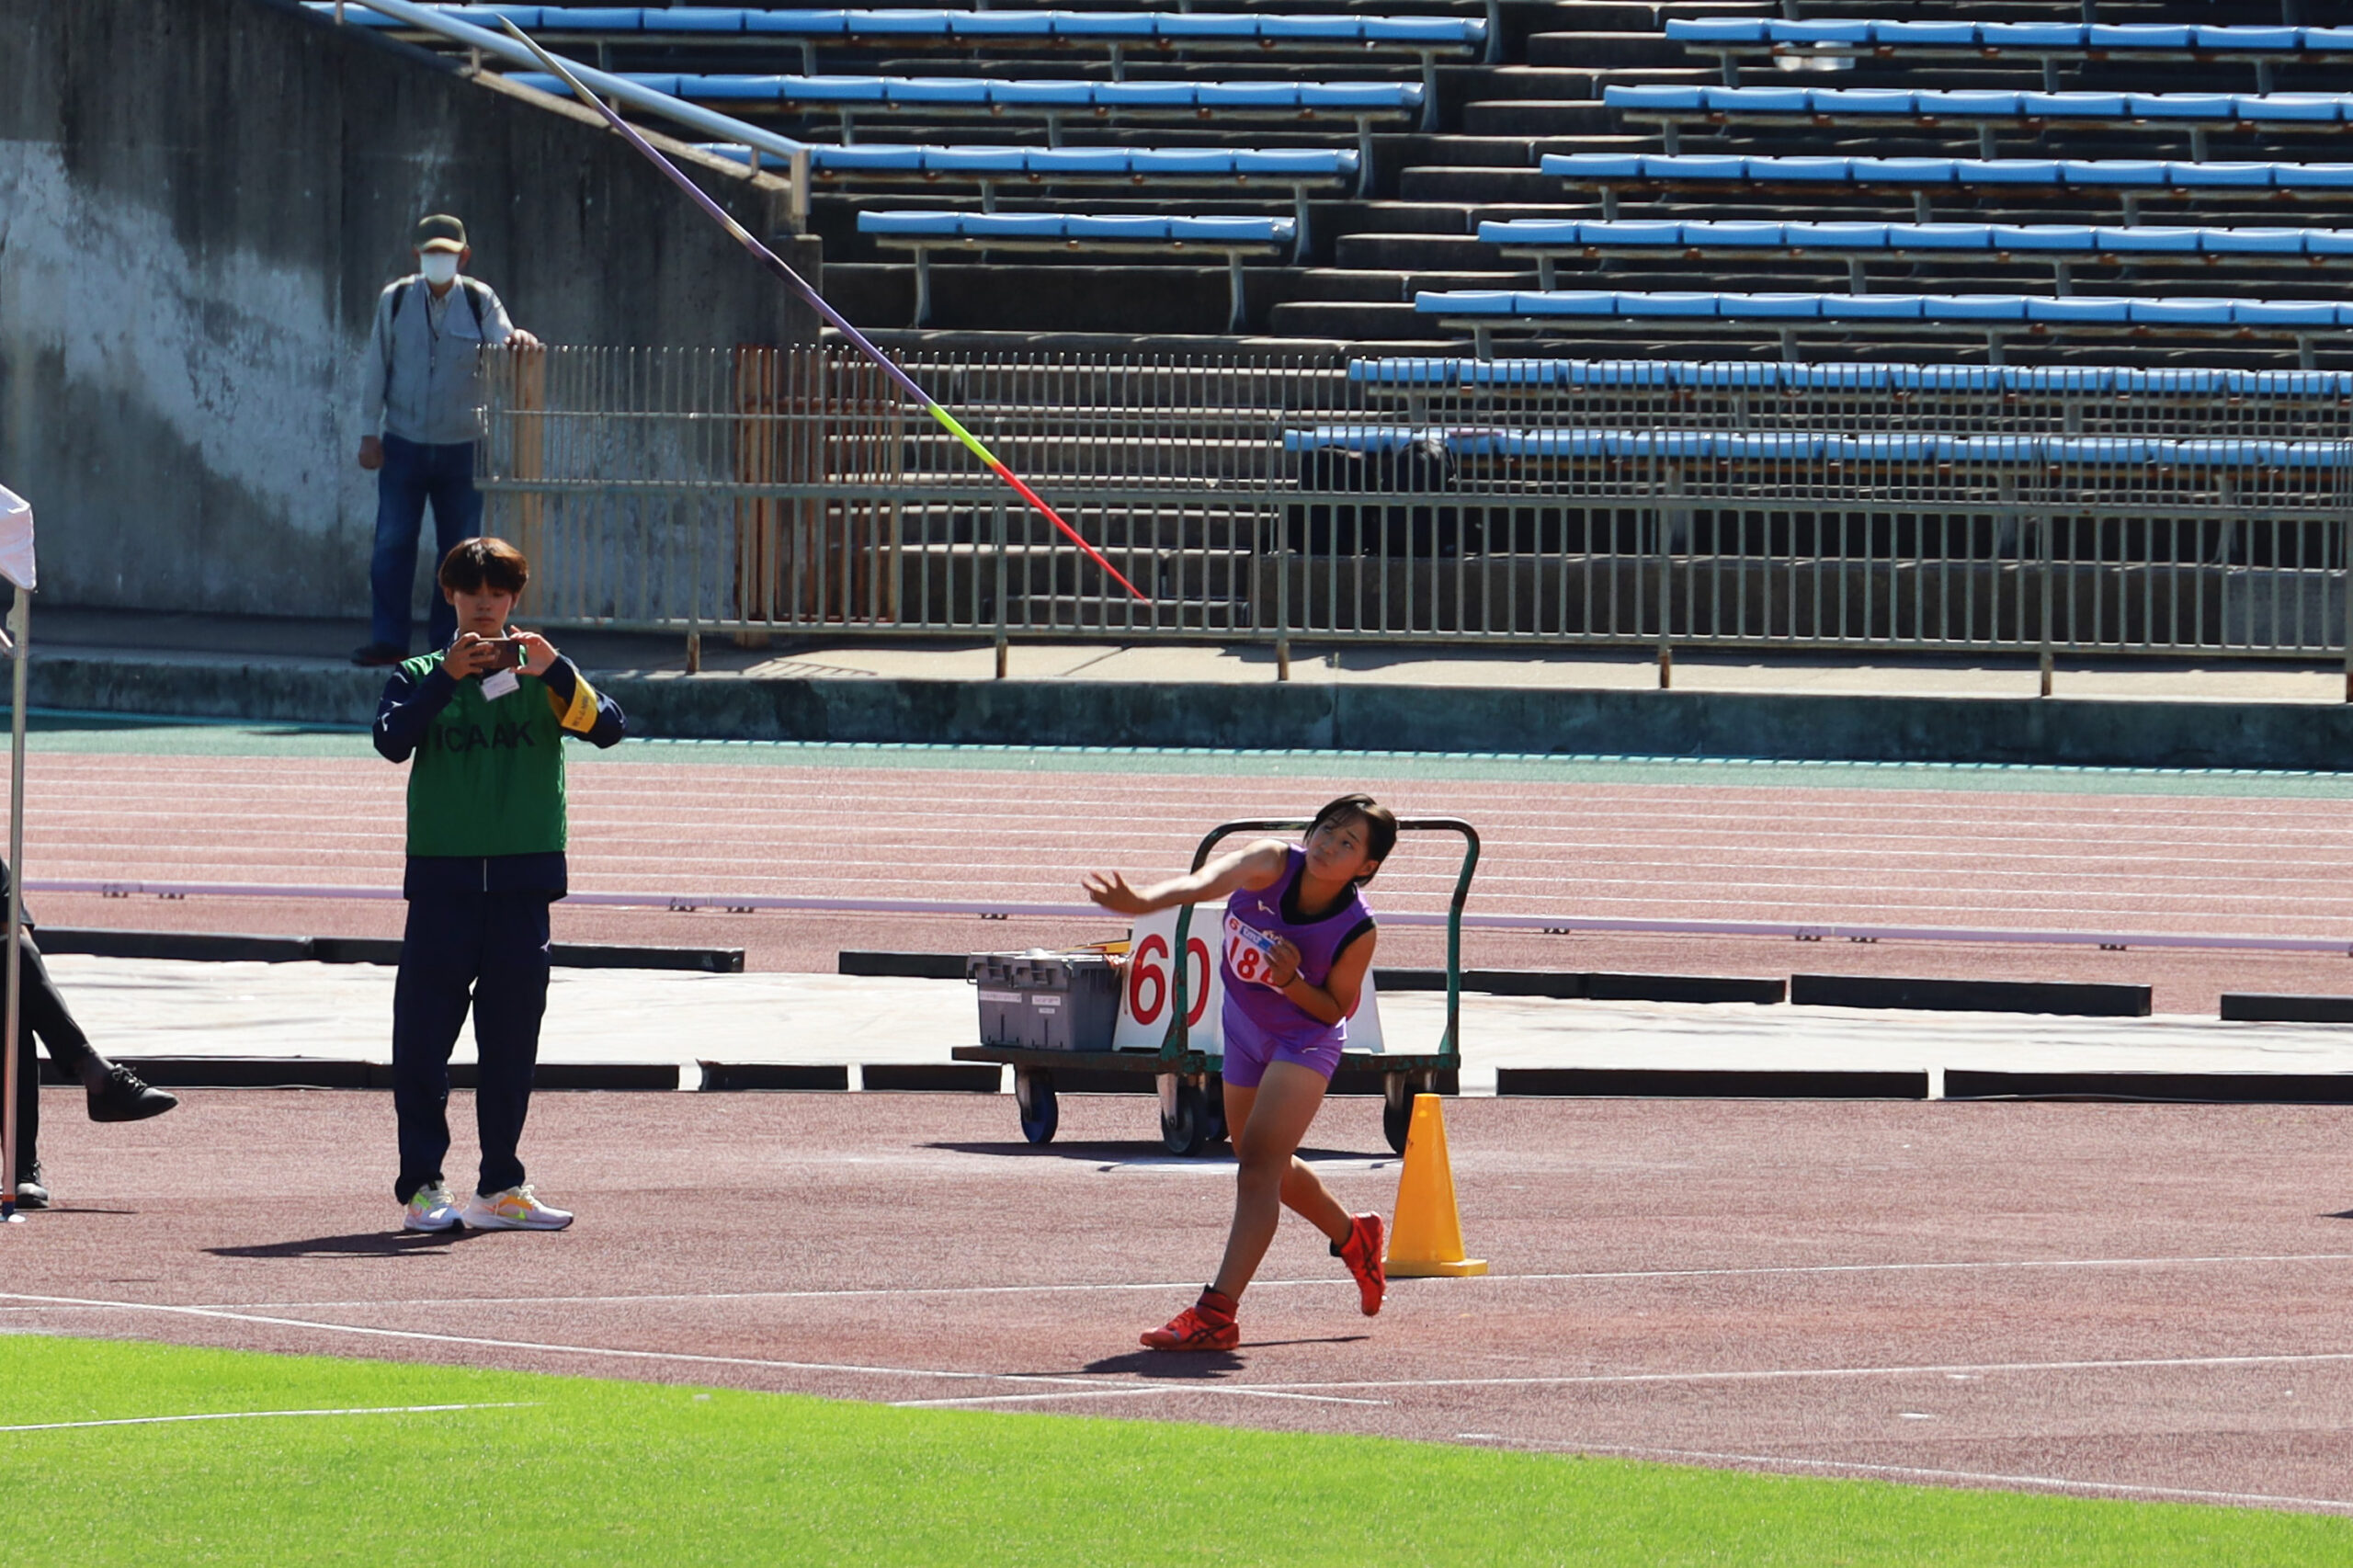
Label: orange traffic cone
xmin=1385 ymin=1093 xmax=1486 ymax=1278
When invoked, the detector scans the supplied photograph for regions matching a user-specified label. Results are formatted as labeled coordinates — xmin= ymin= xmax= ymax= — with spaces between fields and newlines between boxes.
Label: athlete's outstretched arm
xmin=1084 ymin=839 xmax=1290 ymax=917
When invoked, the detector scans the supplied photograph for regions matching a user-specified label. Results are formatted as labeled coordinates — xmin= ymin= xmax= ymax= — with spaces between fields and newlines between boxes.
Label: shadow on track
xmin=1078 ymin=1336 xmax=1370 ymax=1378
xmin=1082 ymin=1348 xmax=1244 ymax=1377
xmin=206 ymin=1230 xmax=476 ymax=1259
xmin=924 ymin=1141 xmax=1389 ymax=1166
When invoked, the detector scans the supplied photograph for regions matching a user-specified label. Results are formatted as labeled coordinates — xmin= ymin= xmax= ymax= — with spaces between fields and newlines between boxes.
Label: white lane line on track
xmin=1227 ymin=1346 xmax=2353 ymax=1396
xmin=1498 ymin=1250 xmax=2353 ymax=1288
xmin=182 ymin=1250 xmax=2353 ymax=1313
xmin=0 ymin=1403 xmax=534 ymax=1435
xmin=0 ymin=1292 xmax=1342 ymax=1408
xmin=1527 ymin=1441 xmax=2353 ymax=1515
xmin=892 ymin=1387 xmax=1391 ymax=1410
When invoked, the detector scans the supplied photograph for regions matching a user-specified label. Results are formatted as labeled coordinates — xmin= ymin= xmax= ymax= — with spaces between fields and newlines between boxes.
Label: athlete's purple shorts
xmin=1219 ymin=1008 xmax=1343 ymax=1090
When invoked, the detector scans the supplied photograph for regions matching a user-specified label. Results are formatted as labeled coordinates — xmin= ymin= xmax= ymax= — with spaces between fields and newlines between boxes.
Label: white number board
xmin=1110 ymin=904 xmax=1384 ymax=1056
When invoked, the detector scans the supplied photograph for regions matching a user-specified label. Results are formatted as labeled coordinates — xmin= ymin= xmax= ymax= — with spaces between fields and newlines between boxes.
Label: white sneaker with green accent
xmin=402 ymin=1182 xmax=460 ymax=1233
xmin=461 ymin=1185 xmax=574 ymax=1232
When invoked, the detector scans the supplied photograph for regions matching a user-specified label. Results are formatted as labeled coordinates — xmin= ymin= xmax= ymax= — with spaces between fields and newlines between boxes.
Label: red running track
xmin=17 ymin=754 xmax=2353 ymax=937
xmin=11 ymin=1091 xmax=2353 ymax=1516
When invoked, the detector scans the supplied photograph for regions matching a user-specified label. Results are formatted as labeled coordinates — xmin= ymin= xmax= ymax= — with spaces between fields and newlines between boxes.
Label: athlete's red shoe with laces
xmin=1335 ymin=1212 xmax=1386 ymax=1316
xmin=1142 ymin=1289 xmax=1239 ymax=1351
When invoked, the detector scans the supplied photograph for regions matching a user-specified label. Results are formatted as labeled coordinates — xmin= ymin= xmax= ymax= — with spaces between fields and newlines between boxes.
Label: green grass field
xmin=3 ymin=1335 xmax=2347 ymax=1565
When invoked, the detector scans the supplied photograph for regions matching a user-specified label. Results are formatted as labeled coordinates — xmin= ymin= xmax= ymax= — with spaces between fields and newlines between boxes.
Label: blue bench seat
xmin=1413 ymin=290 xmax=2353 ymax=365
xmin=1602 ymin=84 xmax=2353 ymax=159
xmin=1540 ymin=152 xmax=2353 ymax=224
xmin=1285 ymin=423 xmax=2352 ymax=467
xmin=857 ymin=210 xmax=1297 ymax=330
xmin=516 ymin=72 xmax=1422 ymax=155
xmin=1346 ymin=358 xmax=2353 ymax=396
xmin=321 ymin=5 xmax=1483 ymax=113
xmin=1665 ymin=17 xmax=2353 ymax=90
xmin=326 ymin=4 xmax=1483 ymax=46
xmin=703 ymin=143 xmax=1360 ymax=239
xmin=1481 ymin=217 xmax=2353 ymax=291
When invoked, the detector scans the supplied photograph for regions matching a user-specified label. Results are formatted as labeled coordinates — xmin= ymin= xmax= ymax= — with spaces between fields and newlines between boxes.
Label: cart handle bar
xmin=1166 ymin=816 xmax=1481 ymax=1063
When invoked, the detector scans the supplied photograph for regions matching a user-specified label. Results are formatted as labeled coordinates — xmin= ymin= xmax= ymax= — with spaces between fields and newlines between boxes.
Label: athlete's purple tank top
xmin=1219 ymin=846 xmax=1377 ymax=1052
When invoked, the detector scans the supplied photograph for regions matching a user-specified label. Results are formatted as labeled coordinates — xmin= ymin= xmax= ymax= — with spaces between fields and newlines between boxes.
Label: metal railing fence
xmin=478 ymin=346 xmax=2353 ymax=667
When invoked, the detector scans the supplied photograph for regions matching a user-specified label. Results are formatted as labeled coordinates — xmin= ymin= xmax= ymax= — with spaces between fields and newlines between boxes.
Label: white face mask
xmin=419 ymin=252 xmax=460 ymax=287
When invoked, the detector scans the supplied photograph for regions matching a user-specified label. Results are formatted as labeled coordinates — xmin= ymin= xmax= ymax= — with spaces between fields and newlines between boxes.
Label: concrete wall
xmin=0 ymin=0 xmax=814 ymax=616
xmin=26 ymin=651 xmax=2353 ymax=770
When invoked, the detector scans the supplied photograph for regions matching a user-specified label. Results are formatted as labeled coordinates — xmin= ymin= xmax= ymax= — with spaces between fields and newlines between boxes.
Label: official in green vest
xmin=372 ymin=537 xmax=625 ymax=1234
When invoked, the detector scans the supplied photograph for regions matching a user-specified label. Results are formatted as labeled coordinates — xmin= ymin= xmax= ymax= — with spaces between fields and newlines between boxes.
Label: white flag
xmin=0 ymin=485 xmax=32 ymax=591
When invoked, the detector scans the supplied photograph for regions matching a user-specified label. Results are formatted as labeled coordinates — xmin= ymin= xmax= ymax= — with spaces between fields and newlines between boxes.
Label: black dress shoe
xmin=350 ymin=642 xmax=406 ymax=668
xmin=14 ymin=1164 xmax=48 ymax=1210
xmin=87 ymin=1063 xmax=178 ymax=1123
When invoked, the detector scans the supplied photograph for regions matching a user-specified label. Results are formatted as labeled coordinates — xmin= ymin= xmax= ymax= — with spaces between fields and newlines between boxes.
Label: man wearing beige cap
xmin=351 ymin=215 xmax=541 ymax=667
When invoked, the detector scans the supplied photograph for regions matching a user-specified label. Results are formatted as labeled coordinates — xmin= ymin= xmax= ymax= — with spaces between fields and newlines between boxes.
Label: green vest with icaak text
xmin=400 ymin=654 xmax=570 ymax=858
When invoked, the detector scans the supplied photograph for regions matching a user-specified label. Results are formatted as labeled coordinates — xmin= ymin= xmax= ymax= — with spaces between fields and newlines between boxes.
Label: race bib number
xmin=1222 ymin=914 xmax=1285 ymax=990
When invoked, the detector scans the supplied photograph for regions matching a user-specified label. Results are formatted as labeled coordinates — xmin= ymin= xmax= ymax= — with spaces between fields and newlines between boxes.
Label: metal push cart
xmin=955 ymin=816 xmax=1479 ymax=1155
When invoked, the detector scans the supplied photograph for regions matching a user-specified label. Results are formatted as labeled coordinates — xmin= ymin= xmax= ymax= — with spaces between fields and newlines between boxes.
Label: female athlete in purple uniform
xmin=1085 ymin=794 xmax=1399 ymax=1352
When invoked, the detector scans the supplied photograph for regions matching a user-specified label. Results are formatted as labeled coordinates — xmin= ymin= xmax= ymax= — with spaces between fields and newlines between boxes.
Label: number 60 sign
xmin=1110 ymin=905 xmax=1223 ymax=1052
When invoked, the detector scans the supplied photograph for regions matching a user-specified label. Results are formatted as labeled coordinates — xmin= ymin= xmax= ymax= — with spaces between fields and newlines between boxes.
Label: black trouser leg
xmin=10 ymin=1002 xmax=36 ymax=1180
xmin=17 ymin=934 xmax=101 ymax=1083
xmin=10 ymin=933 xmax=104 ymax=1176
xmin=468 ymin=895 xmax=551 ymax=1198
xmin=391 ymin=894 xmax=481 ymax=1205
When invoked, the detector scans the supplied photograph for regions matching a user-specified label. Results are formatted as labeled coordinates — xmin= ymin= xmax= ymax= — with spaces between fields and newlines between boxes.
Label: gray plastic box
xmin=969 ymin=951 xmax=1122 ymax=1051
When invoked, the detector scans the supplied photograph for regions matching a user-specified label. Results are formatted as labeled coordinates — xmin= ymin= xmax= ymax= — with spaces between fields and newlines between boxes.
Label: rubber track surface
xmin=11 ymin=1091 xmax=2353 ymax=1514
xmin=27 ymin=752 xmax=2353 ymax=1011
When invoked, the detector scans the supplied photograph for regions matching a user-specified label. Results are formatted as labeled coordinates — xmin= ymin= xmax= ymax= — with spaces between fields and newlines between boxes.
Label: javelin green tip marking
xmin=924 ymin=403 xmax=1000 ymax=468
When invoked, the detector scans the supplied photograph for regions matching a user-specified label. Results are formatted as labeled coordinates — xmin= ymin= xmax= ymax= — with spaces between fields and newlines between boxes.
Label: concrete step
xmin=1321 ymin=200 xmax=1478 ymax=237
xmin=1453 ymin=65 xmax=1608 ymax=102
xmin=1462 ymin=200 xmax=1603 ymax=224
xmin=1389 ymin=133 xmax=1544 ymax=169
xmin=1335 ymin=231 xmax=1494 ymax=268
xmin=1399 ymin=165 xmax=1557 ymax=203
xmin=1265 ymin=297 xmax=1436 ymax=338
xmin=1529 ymin=132 xmax=1665 ymax=157
xmin=1463 ymin=99 xmax=1617 ymax=136
xmin=1540 ymin=1 xmax=1771 ymax=28
xmin=823 ymin=261 xmax=1288 ymax=335
xmin=1280 ymin=267 xmax=1537 ymax=302
xmin=1524 ymin=31 xmax=1688 ymax=69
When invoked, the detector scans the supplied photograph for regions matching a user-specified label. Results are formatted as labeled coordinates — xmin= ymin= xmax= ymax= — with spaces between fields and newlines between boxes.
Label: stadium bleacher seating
xmin=1414 ymin=290 xmax=2353 ymax=364
xmin=1601 ymin=85 xmax=2353 ymax=162
xmin=709 ymin=144 xmax=1358 ymax=247
xmin=513 ymin=73 xmax=1423 ymax=160
xmin=1666 ymin=19 xmax=2353 ymax=93
xmin=425 ymin=6 xmax=1489 ymax=109
xmin=323 ymin=0 xmax=2353 ymax=358
xmin=1283 ymin=424 xmax=2353 ymax=467
xmin=1344 ymin=358 xmax=2353 ymax=393
xmin=1540 ymin=153 xmax=2353 ymax=225
xmin=1480 ymin=218 xmax=2353 ymax=295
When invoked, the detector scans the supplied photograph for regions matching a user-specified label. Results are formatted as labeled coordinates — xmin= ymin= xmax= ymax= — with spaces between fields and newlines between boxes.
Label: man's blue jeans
xmin=370 ymin=434 xmax=483 ymax=653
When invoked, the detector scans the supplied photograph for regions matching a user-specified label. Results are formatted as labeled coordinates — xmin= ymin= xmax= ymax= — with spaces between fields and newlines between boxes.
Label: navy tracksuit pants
xmin=392 ymin=889 xmax=551 ymax=1203
xmin=9 ymin=933 xmax=103 ymax=1180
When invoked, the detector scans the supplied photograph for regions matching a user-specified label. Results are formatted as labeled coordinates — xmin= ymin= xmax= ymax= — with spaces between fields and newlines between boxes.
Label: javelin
xmin=496 ymin=19 xmax=1151 ymax=605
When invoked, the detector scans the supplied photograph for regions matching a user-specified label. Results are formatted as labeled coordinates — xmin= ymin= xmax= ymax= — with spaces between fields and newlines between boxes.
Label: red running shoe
xmin=1335 ymin=1212 xmax=1386 ymax=1316
xmin=1142 ymin=1290 xmax=1239 ymax=1352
